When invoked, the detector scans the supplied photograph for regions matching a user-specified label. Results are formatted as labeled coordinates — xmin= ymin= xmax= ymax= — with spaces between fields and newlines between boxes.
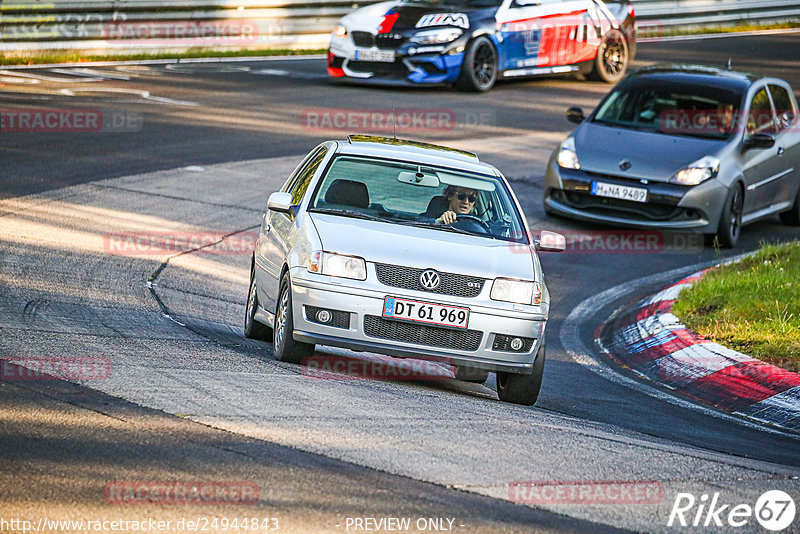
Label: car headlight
xmin=410 ymin=28 xmax=463 ymax=45
xmin=557 ymin=137 xmax=580 ymax=170
xmin=491 ymin=278 xmax=542 ymax=305
xmin=332 ymin=25 xmax=348 ymax=39
xmin=669 ymin=155 xmax=720 ymax=186
xmin=307 ymin=251 xmax=366 ymax=280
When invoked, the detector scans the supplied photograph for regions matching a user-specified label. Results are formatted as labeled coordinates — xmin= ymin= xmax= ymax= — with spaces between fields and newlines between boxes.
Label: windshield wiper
xmin=310 ymin=208 xmax=390 ymax=222
xmin=402 ymin=220 xmax=500 ymax=239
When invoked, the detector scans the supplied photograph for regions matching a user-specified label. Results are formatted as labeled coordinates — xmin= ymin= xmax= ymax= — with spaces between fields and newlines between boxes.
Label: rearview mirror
xmin=397 ymin=171 xmax=440 ymax=187
xmin=566 ymin=107 xmax=585 ymax=124
xmin=536 ymin=230 xmax=566 ymax=252
xmin=742 ymin=132 xmax=775 ymax=151
xmin=267 ymin=192 xmax=294 ymax=213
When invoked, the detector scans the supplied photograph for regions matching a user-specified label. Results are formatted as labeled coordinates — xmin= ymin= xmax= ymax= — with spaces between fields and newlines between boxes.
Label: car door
xmin=496 ymin=0 xmax=595 ymax=74
xmin=256 ymin=146 xmax=327 ymax=312
xmin=740 ymin=85 xmax=781 ymax=215
xmin=765 ymin=83 xmax=800 ymax=207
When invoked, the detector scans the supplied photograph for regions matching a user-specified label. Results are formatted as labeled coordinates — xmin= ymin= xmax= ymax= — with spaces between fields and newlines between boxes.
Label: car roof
xmin=334 ymin=135 xmax=501 ymax=176
xmin=627 ymin=64 xmax=768 ymax=92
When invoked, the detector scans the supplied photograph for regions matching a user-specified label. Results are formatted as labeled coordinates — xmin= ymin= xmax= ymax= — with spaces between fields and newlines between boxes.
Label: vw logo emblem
xmin=419 ymin=269 xmax=441 ymax=291
xmin=619 ymin=159 xmax=632 ymax=171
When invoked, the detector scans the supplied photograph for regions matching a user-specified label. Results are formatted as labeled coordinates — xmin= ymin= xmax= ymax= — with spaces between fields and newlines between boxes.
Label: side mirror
xmin=267 ymin=192 xmax=294 ymax=213
xmin=566 ymin=107 xmax=585 ymax=124
xmin=536 ymin=230 xmax=566 ymax=252
xmin=742 ymin=132 xmax=775 ymax=151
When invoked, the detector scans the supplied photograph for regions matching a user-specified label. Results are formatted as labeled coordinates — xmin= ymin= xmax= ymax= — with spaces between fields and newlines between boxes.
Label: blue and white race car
xmin=328 ymin=0 xmax=635 ymax=91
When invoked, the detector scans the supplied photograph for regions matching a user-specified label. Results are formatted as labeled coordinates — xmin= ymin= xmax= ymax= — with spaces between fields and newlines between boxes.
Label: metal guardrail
xmin=1 ymin=0 xmax=799 ymax=55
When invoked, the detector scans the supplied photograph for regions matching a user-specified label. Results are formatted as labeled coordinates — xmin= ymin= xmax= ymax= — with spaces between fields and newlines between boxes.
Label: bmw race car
xmin=328 ymin=0 xmax=635 ymax=91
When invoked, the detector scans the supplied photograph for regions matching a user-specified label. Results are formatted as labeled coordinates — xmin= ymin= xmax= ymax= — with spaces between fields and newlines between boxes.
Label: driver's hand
xmin=436 ymin=210 xmax=457 ymax=225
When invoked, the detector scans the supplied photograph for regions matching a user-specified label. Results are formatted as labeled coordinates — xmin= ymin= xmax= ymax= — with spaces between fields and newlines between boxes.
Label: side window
xmin=288 ymin=147 xmax=327 ymax=205
xmin=747 ymin=87 xmax=775 ymax=135
xmin=769 ymin=84 xmax=797 ymax=132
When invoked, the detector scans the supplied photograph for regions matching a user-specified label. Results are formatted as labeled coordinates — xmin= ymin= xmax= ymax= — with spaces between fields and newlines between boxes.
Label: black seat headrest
xmin=324 ymin=179 xmax=369 ymax=209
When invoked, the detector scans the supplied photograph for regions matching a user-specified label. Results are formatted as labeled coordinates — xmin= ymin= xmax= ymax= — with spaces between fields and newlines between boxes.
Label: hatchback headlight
xmin=557 ymin=137 xmax=580 ymax=170
xmin=308 ymin=251 xmax=366 ymax=280
xmin=669 ymin=155 xmax=720 ymax=186
xmin=332 ymin=25 xmax=348 ymax=39
xmin=410 ymin=28 xmax=463 ymax=45
xmin=491 ymin=278 xmax=542 ymax=305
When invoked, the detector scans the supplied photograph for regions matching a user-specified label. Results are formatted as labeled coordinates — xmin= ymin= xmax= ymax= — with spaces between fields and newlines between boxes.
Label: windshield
xmin=592 ymin=79 xmax=745 ymax=140
xmin=309 ymin=155 xmax=528 ymax=243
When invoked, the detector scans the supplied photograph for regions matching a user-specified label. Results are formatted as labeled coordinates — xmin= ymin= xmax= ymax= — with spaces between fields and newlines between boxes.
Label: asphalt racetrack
xmin=2 ymin=32 xmax=800 ymax=533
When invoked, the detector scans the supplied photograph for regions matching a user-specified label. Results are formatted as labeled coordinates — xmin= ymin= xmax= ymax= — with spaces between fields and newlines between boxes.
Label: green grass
xmin=673 ymin=241 xmax=800 ymax=366
xmin=0 ymin=48 xmax=326 ymax=66
xmin=638 ymin=21 xmax=800 ymax=39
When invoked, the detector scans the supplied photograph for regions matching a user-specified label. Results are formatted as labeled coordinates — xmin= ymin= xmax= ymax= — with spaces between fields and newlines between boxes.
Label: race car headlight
xmin=557 ymin=137 xmax=580 ymax=170
xmin=491 ymin=278 xmax=542 ymax=305
xmin=307 ymin=251 xmax=366 ymax=280
xmin=410 ymin=28 xmax=463 ymax=45
xmin=669 ymin=155 xmax=720 ymax=186
xmin=333 ymin=25 xmax=348 ymax=39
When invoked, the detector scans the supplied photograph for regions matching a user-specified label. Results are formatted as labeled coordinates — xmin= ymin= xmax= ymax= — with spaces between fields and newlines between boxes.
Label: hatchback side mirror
xmin=566 ymin=107 xmax=585 ymax=124
xmin=742 ymin=132 xmax=775 ymax=151
xmin=536 ymin=230 xmax=566 ymax=252
xmin=267 ymin=192 xmax=294 ymax=213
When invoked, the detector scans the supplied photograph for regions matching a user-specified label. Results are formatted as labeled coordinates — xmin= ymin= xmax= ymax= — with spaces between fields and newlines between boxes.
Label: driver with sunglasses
xmin=435 ymin=186 xmax=478 ymax=225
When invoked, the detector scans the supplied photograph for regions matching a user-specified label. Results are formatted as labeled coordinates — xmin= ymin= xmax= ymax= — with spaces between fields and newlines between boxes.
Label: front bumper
xmin=543 ymin=156 xmax=728 ymax=233
xmin=289 ymin=269 xmax=546 ymax=375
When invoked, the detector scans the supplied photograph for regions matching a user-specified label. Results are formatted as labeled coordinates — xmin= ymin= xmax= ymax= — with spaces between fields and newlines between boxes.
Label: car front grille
xmin=374 ymin=263 xmax=485 ymax=297
xmin=364 ymin=315 xmax=482 ymax=352
xmin=552 ymin=189 xmax=693 ymax=222
xmin=376 ymin=33 xmax=405 ymax=49
xmin=346 ymin=60 xmax=398 ymax=75
xmin=351 ymin=31 xmax=375 ymax=47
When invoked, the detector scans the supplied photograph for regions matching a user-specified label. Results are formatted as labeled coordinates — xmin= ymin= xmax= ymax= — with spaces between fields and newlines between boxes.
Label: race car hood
xmin=309 ymin=213 xmax=536 ymax=282
xmin=340 ymin=0 xmax=498 ymax=33
xmin=573 ymin=122 xmax=726 ymax=183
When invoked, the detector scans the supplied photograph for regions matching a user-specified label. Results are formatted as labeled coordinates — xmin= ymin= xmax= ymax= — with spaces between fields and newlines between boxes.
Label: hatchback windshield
xmin=592 ymin=79 xmax=745 ymax=140
xmin=309 ymin=155 xmax=528 ymax=243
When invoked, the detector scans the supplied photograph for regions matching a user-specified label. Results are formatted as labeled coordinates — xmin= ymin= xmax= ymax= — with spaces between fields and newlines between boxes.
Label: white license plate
xmin=591 ymin=181 xmax=648 ymax=203
xmin=382 ymin=297 xmax=469 ymax=329
xmin=354 ymin=48 xmax=395 ymax=62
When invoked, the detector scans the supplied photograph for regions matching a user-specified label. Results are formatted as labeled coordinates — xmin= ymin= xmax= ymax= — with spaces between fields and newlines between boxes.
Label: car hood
xmin=342 ymin=0 xmax=495 ymax=33
xmin=574 ymin=123 xmax=725 ymax=182
xmin=309 ymin=213 xmax=535 ymax=281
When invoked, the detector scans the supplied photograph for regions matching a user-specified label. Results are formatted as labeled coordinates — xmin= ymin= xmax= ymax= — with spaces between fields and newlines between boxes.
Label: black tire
xmin=779 ymin=186 xmax=800 ymax=226
xmin=496 ymin=345 xmax=545 ymax=406
xmin=454 ymin=366 xmax=490 ymax=383
xmin=456 ymin=36 xmax=497 ymax=92
xmin=715 ymin=184 xmax=744 ymax=248
xmin=273 ymin=272 xmax=314 ymax=364
xmin=244 ymin=263 xmax=273 ymax=341
xmin=590 ymin=29 xmax=628 ymax=84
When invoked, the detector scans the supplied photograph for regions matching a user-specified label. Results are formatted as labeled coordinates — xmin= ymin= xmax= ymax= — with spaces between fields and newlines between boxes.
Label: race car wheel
xmin=456 ymin=36 xmax=497 ymax=92
xmin=273 ymin=272 xmax=315 ymax=364
xmin=779 ymin=186 xmax=800 ymax=225
xmin=244 ymin=261 xmax=273 ymax=341
xmin=715 ymin=183 xmax=744 ymax=248
xmin=590 ymin=29 xmax=628 ymax=84
xmin=496 ymin=344 xmax=545 ymax=406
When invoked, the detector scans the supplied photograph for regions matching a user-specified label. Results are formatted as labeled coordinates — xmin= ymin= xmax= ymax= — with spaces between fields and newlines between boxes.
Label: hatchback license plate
xmin=591 ymin=181 xmax=648 ymax=203
xmin=383 ymin=297 xmax=469 ymax=329
xmin=354 ymin=48 xmax=395 ymax=62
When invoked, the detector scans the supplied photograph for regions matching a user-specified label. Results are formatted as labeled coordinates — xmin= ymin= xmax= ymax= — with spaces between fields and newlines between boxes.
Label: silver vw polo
xmin=244 ymin=135 xmax=565 ymax=405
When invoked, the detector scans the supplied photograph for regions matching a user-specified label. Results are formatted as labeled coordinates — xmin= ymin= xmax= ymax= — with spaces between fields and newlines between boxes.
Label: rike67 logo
xmin=668 ymin=490 xmax=796 ymax=531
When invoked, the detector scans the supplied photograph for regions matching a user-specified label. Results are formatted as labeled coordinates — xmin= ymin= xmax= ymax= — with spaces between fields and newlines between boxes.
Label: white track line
xmin=0 ymin=70 xmax=102 ymax=83
xmin=0 ymin=55 xmax=327 ymax=71
xmin=59 ymin=87 xmax=199 ymax=106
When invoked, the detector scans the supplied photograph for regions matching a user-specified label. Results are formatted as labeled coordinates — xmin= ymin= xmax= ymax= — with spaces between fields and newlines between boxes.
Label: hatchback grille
xmin=364 ymin=315 xmax=482 ymax=352
xmin=374 ymin=263 xmax=485 ymax=297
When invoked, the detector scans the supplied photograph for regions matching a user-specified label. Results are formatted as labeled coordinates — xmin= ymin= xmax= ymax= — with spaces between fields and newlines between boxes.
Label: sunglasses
xmin=456 ymin=193 xmax=477 ymax=203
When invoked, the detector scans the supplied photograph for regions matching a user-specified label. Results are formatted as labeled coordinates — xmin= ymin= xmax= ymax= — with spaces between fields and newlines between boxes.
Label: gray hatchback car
xmin=544 ymin=65 xmax=800 ymax=247
xmin=244 ymin=136 xmax=565 ymax=405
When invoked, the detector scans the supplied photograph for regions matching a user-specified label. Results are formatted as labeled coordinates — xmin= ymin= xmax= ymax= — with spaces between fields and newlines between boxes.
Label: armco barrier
xmin=1 ymin=0 xmax=799 ymax=56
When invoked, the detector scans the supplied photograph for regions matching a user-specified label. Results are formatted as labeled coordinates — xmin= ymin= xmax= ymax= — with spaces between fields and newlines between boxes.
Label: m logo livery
xmin=416 ymin=13 xmax=470 ymax=29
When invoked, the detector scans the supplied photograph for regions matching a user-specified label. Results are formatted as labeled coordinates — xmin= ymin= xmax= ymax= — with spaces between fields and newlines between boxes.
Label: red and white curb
xmin=598 ymin=270 xmax=800 ymax=433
